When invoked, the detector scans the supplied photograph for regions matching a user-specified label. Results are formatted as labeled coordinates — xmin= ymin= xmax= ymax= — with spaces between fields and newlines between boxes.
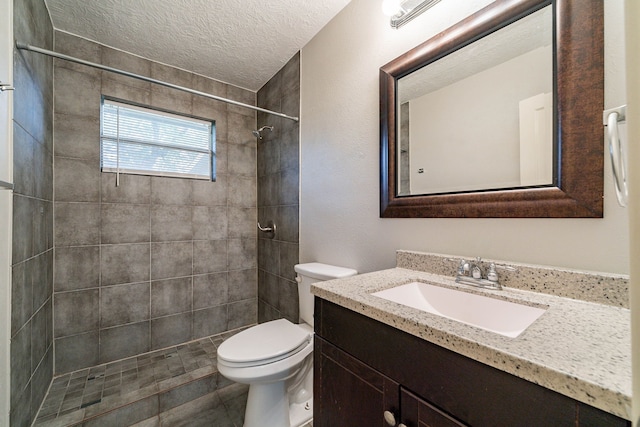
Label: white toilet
xmin=217 ymin=262 xmax=357 ymax=427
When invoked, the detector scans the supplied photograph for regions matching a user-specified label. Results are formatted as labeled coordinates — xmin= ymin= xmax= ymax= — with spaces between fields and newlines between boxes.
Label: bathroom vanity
xmin=312 ymin=251 xmax=631 ymax=426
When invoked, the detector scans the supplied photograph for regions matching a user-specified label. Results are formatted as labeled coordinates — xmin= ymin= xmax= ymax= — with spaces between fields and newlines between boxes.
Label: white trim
xmin=0 ymin=0 xmax=13 ymax=422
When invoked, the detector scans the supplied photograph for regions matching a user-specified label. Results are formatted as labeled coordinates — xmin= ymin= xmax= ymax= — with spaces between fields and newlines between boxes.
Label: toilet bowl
xmin=216 ymin=262 xmax=357 ymax=427
xmin=217 ymin=319 xmax=314 ymax=427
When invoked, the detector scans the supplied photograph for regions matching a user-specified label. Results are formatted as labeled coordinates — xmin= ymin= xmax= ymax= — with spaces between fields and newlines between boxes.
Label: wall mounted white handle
xmin=603 ymin=105 xmax=628 ymax=207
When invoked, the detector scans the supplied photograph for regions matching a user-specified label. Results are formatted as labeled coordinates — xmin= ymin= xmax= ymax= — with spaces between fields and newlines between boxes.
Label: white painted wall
xmin=624 ymin=0 xmax=639 ymax=423
xmin=0 ymin=0 xmax=13 ymax=424
xmin=300 ymin=0 xmax=629 ymax=275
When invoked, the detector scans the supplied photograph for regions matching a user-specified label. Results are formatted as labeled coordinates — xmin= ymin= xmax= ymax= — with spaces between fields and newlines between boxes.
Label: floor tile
xmin=34 ymin=328 xmax=252 ymax=426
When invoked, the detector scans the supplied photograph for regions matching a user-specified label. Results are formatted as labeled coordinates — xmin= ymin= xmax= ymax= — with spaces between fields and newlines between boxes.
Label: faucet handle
xmin=487 ymin=263 xmax=499 ymax=282
xmin=458 ymin=259 xmax=469 ymax=275
xmin=447 ymin=257 xmax=469 ymax=276
xmin=459 ymin=259 xmax=472 ymax=276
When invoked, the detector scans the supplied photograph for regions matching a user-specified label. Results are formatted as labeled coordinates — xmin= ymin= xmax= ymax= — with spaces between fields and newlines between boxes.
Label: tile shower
xmin=257 ymin=53 xmax=301 ymax=324
xmin=11 ymin=0 xmax=55 ymax=425
xmin=11 ymin=0 xmax=301 ymax=424
xmin=52 ymin=30 xmax=259 ymax=374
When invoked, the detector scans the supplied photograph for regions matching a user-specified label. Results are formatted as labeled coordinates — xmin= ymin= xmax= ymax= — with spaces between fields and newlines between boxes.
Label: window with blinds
xmin=100 ymin=99 xmax=215 ymax=180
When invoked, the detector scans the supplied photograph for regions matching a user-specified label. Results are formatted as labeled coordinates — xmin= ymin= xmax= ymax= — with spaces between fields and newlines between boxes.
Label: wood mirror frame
xmin=380 ymin=0 xmax=603 ymax=218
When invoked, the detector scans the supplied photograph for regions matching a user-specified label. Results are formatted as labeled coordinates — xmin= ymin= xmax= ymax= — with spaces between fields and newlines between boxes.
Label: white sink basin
xmin=371 ymin=281 xmax=546 ymax=338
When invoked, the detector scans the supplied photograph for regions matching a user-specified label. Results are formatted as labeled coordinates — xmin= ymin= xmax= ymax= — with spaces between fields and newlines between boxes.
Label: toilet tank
xmin=294 ymin=263 xmax=357 ymax=327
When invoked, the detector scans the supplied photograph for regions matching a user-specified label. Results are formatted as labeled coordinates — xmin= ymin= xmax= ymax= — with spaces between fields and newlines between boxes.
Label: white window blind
xmin=101 ymin=99 xmax=214 ymax=180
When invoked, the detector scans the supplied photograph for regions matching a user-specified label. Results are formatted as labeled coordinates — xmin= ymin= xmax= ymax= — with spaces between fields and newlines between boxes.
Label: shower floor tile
xmin=34 ymin=328 xmax=251 ymax=426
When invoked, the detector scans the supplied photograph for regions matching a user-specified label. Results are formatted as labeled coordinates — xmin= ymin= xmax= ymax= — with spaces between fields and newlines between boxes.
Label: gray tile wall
xmin=53 ymin=32 xmax=258 ymax=374
xmin=256 ymin=53 xmax=300 ymax=323
xmin=11 ymin=0 xmax=55 ymax=425
xmin=399 ymin=102 xmax=410 ymax=195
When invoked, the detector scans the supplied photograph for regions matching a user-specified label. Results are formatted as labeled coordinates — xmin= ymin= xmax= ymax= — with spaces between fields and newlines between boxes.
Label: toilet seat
xmin=217 ymin=319 xmax=312 ymax=368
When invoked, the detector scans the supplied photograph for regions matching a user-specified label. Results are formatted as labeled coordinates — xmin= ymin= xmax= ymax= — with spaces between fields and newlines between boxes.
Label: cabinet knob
xmin=383 ymin=410 xmax=396 ymax=426
xmin=398 ymin=424 xmax=407 ymax=427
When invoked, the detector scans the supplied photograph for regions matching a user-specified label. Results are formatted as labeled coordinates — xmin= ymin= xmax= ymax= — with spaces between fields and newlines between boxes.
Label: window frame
xmin=100 ymin=97 xmax=216 ymax=181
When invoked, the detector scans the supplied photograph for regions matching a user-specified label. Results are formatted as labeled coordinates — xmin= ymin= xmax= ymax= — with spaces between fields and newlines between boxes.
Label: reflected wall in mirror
xmin=397 ymin=5 xmax=553 ymax=196
xmin=380 ymin=0 xmax=604 ymax=218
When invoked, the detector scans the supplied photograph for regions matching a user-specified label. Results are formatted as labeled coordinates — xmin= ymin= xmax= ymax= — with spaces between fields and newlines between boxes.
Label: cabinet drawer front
xmin=401 ymin=387 xmax=467 ymax=427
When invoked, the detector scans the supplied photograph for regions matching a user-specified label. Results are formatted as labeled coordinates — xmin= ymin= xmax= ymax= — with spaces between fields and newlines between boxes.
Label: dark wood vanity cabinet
xmin=316 ymin=336 xmax=465 ymax=427
xmin=315 ymin=337 xmax=400 ymax=427
xmin=314 ymin=299 xmax=630 ymax=427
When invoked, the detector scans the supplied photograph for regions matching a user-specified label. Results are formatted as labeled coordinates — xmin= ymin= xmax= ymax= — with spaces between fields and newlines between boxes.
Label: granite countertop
xmin=311 ymin=267 xmax=631 ymax=420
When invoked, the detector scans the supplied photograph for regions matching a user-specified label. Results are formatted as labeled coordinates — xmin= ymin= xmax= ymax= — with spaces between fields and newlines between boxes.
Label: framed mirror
xmin=380 ymin=0 xmax=604 ymax=218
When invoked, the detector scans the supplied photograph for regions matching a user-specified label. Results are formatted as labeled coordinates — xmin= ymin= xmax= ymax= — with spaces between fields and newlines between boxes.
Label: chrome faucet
xmin=452 ymin=257 xmax=511 ymax=290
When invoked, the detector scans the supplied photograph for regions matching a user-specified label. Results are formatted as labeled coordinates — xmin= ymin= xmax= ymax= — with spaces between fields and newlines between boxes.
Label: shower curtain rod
xmin=16 ymin=42 xmax=300 ymax=122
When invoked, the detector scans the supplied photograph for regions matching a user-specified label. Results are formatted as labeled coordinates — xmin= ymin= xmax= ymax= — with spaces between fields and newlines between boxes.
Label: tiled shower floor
xmin=34 ymin=329 xmax=252 ymax=426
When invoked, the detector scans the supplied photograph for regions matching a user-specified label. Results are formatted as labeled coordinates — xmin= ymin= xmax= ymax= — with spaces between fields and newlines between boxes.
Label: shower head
xmin=252 ymin=125 xmax=274 ymax=139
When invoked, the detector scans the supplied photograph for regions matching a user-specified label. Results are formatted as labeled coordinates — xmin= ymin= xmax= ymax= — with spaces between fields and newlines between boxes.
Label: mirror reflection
xmin=396 ymin=5 xmax=553 ymax=196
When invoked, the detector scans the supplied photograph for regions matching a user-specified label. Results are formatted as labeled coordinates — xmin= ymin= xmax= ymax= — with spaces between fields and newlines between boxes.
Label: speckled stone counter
xmin=311 ymin=252 xmax=631 ymax=420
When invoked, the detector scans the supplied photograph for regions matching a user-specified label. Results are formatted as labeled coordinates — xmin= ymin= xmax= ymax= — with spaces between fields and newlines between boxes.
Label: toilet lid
xmin=217 ymin=319 xmax=312 ymax=365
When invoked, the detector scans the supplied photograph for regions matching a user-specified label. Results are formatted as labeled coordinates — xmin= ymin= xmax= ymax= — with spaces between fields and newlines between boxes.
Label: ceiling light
xmin=386 ymin=0 xmax=442 ymax=29
xmin=382 ymin=0 xmax=403 ymax=17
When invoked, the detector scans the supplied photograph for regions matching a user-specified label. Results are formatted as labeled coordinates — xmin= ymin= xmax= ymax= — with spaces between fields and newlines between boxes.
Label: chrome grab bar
xmin=0 ymin=180 xmax=13 ymax=190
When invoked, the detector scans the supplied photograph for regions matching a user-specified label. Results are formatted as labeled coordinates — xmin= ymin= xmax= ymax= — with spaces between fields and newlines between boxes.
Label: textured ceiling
xmin=44 ymin=0 xmax=351 ymax=91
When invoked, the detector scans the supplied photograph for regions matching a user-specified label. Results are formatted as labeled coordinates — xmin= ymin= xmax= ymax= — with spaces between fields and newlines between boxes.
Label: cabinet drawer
xmin=401 ymin=387 xmax=467 ymax=427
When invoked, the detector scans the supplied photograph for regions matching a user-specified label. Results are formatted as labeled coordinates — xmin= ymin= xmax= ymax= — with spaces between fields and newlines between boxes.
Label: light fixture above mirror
xmin=382 ymin=0 xmax=442 ymax=28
